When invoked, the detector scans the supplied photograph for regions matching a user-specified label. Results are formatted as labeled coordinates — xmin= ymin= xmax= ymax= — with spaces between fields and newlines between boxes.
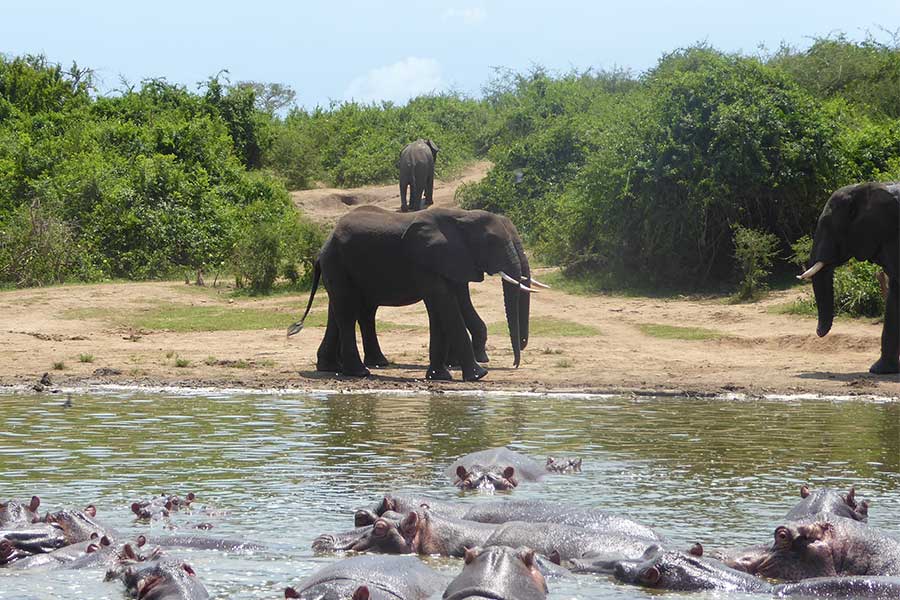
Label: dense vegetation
xmin=2 ymin=34 xmax=899 ymax=313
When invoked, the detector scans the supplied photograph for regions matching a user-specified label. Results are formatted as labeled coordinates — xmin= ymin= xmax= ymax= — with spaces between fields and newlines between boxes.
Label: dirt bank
xmin=1 ymin=163 xmax=897 ymax=398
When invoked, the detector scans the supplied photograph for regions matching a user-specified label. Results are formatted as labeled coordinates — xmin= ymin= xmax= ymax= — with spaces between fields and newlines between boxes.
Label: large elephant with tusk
xmin=797 ymin=182 xmax=899 ymax=374
xmin=288 ymin=206 xmax=547 ymax=381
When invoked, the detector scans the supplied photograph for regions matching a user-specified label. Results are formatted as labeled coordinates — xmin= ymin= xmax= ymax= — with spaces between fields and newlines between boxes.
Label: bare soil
xmin=1 ymin=163 xmax=897 ymax=397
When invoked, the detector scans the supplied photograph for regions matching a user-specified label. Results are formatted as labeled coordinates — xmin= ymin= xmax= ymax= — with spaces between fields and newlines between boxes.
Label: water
xmin=1 ymin=390 xmax=899 ymax=599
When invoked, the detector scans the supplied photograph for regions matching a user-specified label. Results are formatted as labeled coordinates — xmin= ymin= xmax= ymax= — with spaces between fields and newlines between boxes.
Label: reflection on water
xmin=0 ymin=391 xmax=898 ymax=599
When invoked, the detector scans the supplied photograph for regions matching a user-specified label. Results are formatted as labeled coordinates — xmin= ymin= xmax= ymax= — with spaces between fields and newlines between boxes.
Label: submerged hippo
xmin=285 ymin=555 xmax=448 ymax=600
xmin=0 ymin=523 xmax=68 ymax=564
xmin=0 ymin=496 xmax=41 ymax=528
xmin=483 ymin=520 xmax=659 ymax=562
xmin=315 ymin=510 xmax=496 ymax=557
xmin=132 ymin=492 xmax=196 ymax=521
xmin=785 ymin=485 xmax=868 ymax=522
xmin=446 ymin=447 xmax=582 ymax=491
xmin=5 ymin=535 xmax=114 ymax=570
xmin=725 ymin=513 xmax=900 ymax=580
xmin=443 ymin=546 xmax=548 ymax=600
xmin=114 ymin=559 xmax=209 ymax=600
xmin=355 ymin=494 xmax=468 ymax=527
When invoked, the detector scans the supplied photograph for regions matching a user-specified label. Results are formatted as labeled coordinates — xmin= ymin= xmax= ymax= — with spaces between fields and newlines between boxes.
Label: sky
xmin=2 ymin=1 xmax=899 ymax=109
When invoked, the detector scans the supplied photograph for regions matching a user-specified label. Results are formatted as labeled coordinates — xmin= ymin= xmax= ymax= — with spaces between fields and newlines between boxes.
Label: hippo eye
xmin=373 ymin=521 xmax=389 ymax=537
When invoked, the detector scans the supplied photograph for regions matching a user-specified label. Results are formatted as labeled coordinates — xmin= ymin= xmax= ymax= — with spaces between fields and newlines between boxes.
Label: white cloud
xmin=441 ymin=6 xmax=486 ymax=25
xmin=344 ymin=57 xmax=446 ymax=105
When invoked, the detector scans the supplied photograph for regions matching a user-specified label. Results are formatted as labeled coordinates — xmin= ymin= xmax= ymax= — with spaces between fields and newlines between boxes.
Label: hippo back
xmin=293 ymin=555 xmax=447 ymax=600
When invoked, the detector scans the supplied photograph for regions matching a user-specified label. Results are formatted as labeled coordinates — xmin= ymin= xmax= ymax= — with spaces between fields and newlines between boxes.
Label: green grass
xmin=78 ymin=353 xmax=94 ymax=363
xmin=489 ymin=316 xmax=600 ymax=337
xmin=638 ymin=323 xmax=725 ymax=341
xmin=52 ymin=361 xmax=65 ymax=370
xmin=553 ymin=358 xmax=573 ymax=368
xmin=174 ymin=357 xmax=191 ymax=368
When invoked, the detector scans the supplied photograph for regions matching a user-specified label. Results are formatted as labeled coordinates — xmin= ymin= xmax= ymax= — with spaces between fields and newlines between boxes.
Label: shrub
xmin=731 ymin=224 xmax=779 ymax=301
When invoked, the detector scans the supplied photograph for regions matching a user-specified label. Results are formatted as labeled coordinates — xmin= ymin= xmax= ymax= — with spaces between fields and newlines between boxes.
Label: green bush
xmin=731 ymin=224 xmax=779 ymax=301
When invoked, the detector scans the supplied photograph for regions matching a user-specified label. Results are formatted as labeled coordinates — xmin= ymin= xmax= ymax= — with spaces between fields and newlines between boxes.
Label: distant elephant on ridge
xmin=798 ymin=182 xmax=899 ymax=374
xmin=399 ymin=139 xmax=439 ymax=212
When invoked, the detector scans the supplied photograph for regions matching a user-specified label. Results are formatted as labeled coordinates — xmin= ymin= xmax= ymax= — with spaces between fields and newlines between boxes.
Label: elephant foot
xmin=316 ymin=359 xmax=342 ymax=372
xmin=364 ymin=354 xmax=389 ymax=368
xmin=474 ymin=348 xmax=490 ymax=363
xmin=400 ymin=206 xmax=408 ymax=213
xmin=869 ymin=357 xmax=900 ymax=375
xmin=342 ymin=365 xmax=371 ymax=378
xmin=426 ymin=366 xmax=453 ymax=381
xmin=463 ymin=364 xmax=488 ymax=382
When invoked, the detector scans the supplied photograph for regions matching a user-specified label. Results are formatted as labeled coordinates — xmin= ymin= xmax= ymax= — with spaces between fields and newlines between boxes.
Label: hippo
xmin=443 ymin=546 xmax=548 ymax=600
xmin=132 ymin=492 xmax=196 ymax=521
xmin=355 ymin=496 xmax=663 ymax=541
xmin=4 ymin=534 xmax=114 ymax=570
xmin=483 ymin=520 xmax=659 ymax=562
xmin=315 ymin=510 xmax=496 ymax=557
xmin=0 ymin=523 xmax=68 ymax=564
xmin=42 ymin=505 xmax=118 ymax=544
xmin=0 ymin=496 xmax=41 ymax=528
xmin=113 ymin=558 xmax=209 ymax=600
xmin=775 ymin=576 xmax=900 ymax=598
xmin=446 ymin=447 xmax=581 ymax=491
xmin=607 ymin=544 xmax=773 ymax=592
xmin=785 ymin=485 xmax=868 ymax=522
xmin=724 ymin=513 xmax=900 ymax=580
xmin=285 ymin=555 xmax=448 ymax=600
xmin=144 ymin=533 xmax=263 ymax=552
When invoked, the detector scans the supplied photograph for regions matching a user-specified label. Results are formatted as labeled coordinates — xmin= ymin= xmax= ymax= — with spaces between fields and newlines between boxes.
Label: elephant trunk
xmin=811 ymin=266 xmax=835 ymax=337
xmin=512 ymin=235 xmax=531 ymax=350
xmin=503 ymin=278 xmax=522 ymax=368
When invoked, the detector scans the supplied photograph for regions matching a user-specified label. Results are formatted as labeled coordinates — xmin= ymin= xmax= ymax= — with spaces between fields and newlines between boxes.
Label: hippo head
xmin=285 ymin=585 xmax=372 ymax=600
xmin=0 ymin=496 xmax=41 ymax=526
xmin=454 ymin=465 xmax=518 ymax=491
xmin=613 ymin=544 xmax=763 ymax=591
xmin=727 ymin=522 xmax=838 ymax=581
xmin=545 ymin=457 xmax=583 ymax=474
xmin=316 ymin=513 xmax=419 ymax=554
xmin=444 ymin=546 xmax=547 ymax=600
xmin=43 ymin=505 xmax=106 ymax=544
xmin=797 ymin=485 xmax=868 ymax=522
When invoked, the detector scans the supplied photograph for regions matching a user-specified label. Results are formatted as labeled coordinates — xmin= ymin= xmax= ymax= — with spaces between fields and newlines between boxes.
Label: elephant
xmin=289 ymin=206 xmax=548 ymax=381
xmin=798 ymin=182 xmax=899 ymax=374
xmin=399 ymin=139 xmax=439 ymax=212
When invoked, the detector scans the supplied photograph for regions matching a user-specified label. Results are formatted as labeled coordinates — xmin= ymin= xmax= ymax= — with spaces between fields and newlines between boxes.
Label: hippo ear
xmin=464 ymin=546 xmax=479 ymax=564
xmin=797 ymin=522 xmax=831 ymax=541
xmin=859 ymin=500 xmax=869 ymax=517
xmin=456 ymin=465 xmax=468 ymax=481
xmin=29 ymin=496 xmax=40 ymax=512
xmin=122 ymin=544 xmax=137 ymax=560
xmin=352 ymin=586 xmax=370 ymax=600
xmin=640 ymin=566 xmax=661 ymax=585
xmin=84 ymin=505 xmax=97 ymax=517
xmin=131 ymin=502 xmax=142 ymax=516
xmin=186 ymin=492 xmax=195 ymax=503
xmin=400 ymin=511 xmax=419 ymax=535
xmin=549 ymin=549 xmax=561 ymax=565
xmin=182 ymin=563 xmax=195 ymax=576
xmin=845 ymin=487 xmax=856 ymax=506
xmin=502 ymin=466 xmax=515 ymax=479
xmin=519 ymin=548 xmax=536 ymax=568
xmin=284 ymin=587 xmax=300 ymax=599
xmin=800 ymin=485 xmax=810 ymax=498
xmin=689 ymin=543 xmax=703 ymax=557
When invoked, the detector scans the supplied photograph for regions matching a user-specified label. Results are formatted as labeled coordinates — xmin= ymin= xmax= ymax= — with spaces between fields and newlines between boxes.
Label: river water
xmin=1 ymin=390 xmax=898 ymax=599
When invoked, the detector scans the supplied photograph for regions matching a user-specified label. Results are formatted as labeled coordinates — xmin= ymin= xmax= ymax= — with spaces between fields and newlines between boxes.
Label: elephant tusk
xmin=519 ymin=283 xmax=538 ymax=293
xmin=499 ymin=271 xmax=520 ymax=285
xmin=797 ymin=261 xmax=826 ymax=280
xmin=522 ymin=276 xmax=551 ymax=289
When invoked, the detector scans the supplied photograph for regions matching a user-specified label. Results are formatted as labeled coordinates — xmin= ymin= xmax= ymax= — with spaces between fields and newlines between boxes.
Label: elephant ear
xmin=425 ymin=139 xmax=439 ymax=154
xmin=402 ymin=214 xmax=484 ymax=283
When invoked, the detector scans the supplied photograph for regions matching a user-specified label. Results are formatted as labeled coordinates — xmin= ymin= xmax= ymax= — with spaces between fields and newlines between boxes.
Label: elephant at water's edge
xmin=289 ymin=206 xmax=542 ymax=381
xmin=798 ymin=182 xmax=899 ymax=374
xmin=399 ymin=139 xmax=439 ymax=212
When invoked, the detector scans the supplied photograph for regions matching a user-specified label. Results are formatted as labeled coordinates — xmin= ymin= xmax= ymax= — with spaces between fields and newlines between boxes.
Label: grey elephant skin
xmin=290 ymin=206 xmax=532 ymax=382
xmin=443 ymin=546 xmax=548 ymax=600
xmin=802 ymin=181 xmax=899 ymax=374
xmin=399 ymin=139 xmax=439 ymax=212
xmin=285 ymin=554 xmax=448 ymax=600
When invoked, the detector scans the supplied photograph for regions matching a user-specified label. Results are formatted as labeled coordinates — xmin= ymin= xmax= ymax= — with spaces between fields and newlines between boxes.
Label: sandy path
xmin=1 ymin=162 xmax=897 ymax=397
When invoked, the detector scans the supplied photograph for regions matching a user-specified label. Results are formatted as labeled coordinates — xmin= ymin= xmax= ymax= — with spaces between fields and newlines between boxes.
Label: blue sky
xmin=3 ymin=1 xmax=899 ymax=108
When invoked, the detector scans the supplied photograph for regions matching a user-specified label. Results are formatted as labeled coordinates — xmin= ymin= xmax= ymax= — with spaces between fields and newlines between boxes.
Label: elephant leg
xmin=424 ymin=175 xmax=434 ymax=206
xmin=871 ymin=277 xmax=900 ymax=374
xmin=457 ymin=285 xmax=489 ymax=363
xmin=316 ymin=302 xmax=341 ymax=372
xmin=412 ymin=184 xmax=423 ymax=211
xmin=359 ymin=305 xmax=389 ymax=368
xmin=399 ymin=182 xmax=408 ymax=212
xmin=325 ymin=279 xmax=369 ymax=377
xmin=424 ymin=298 xmax=452 ymax=381
xmin=425 ymin=288 xmax=487 ymax=382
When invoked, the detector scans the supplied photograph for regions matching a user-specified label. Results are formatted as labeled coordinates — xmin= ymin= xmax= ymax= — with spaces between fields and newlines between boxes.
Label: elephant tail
xmin=287 ymin=259 xmax=321 ymax=337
